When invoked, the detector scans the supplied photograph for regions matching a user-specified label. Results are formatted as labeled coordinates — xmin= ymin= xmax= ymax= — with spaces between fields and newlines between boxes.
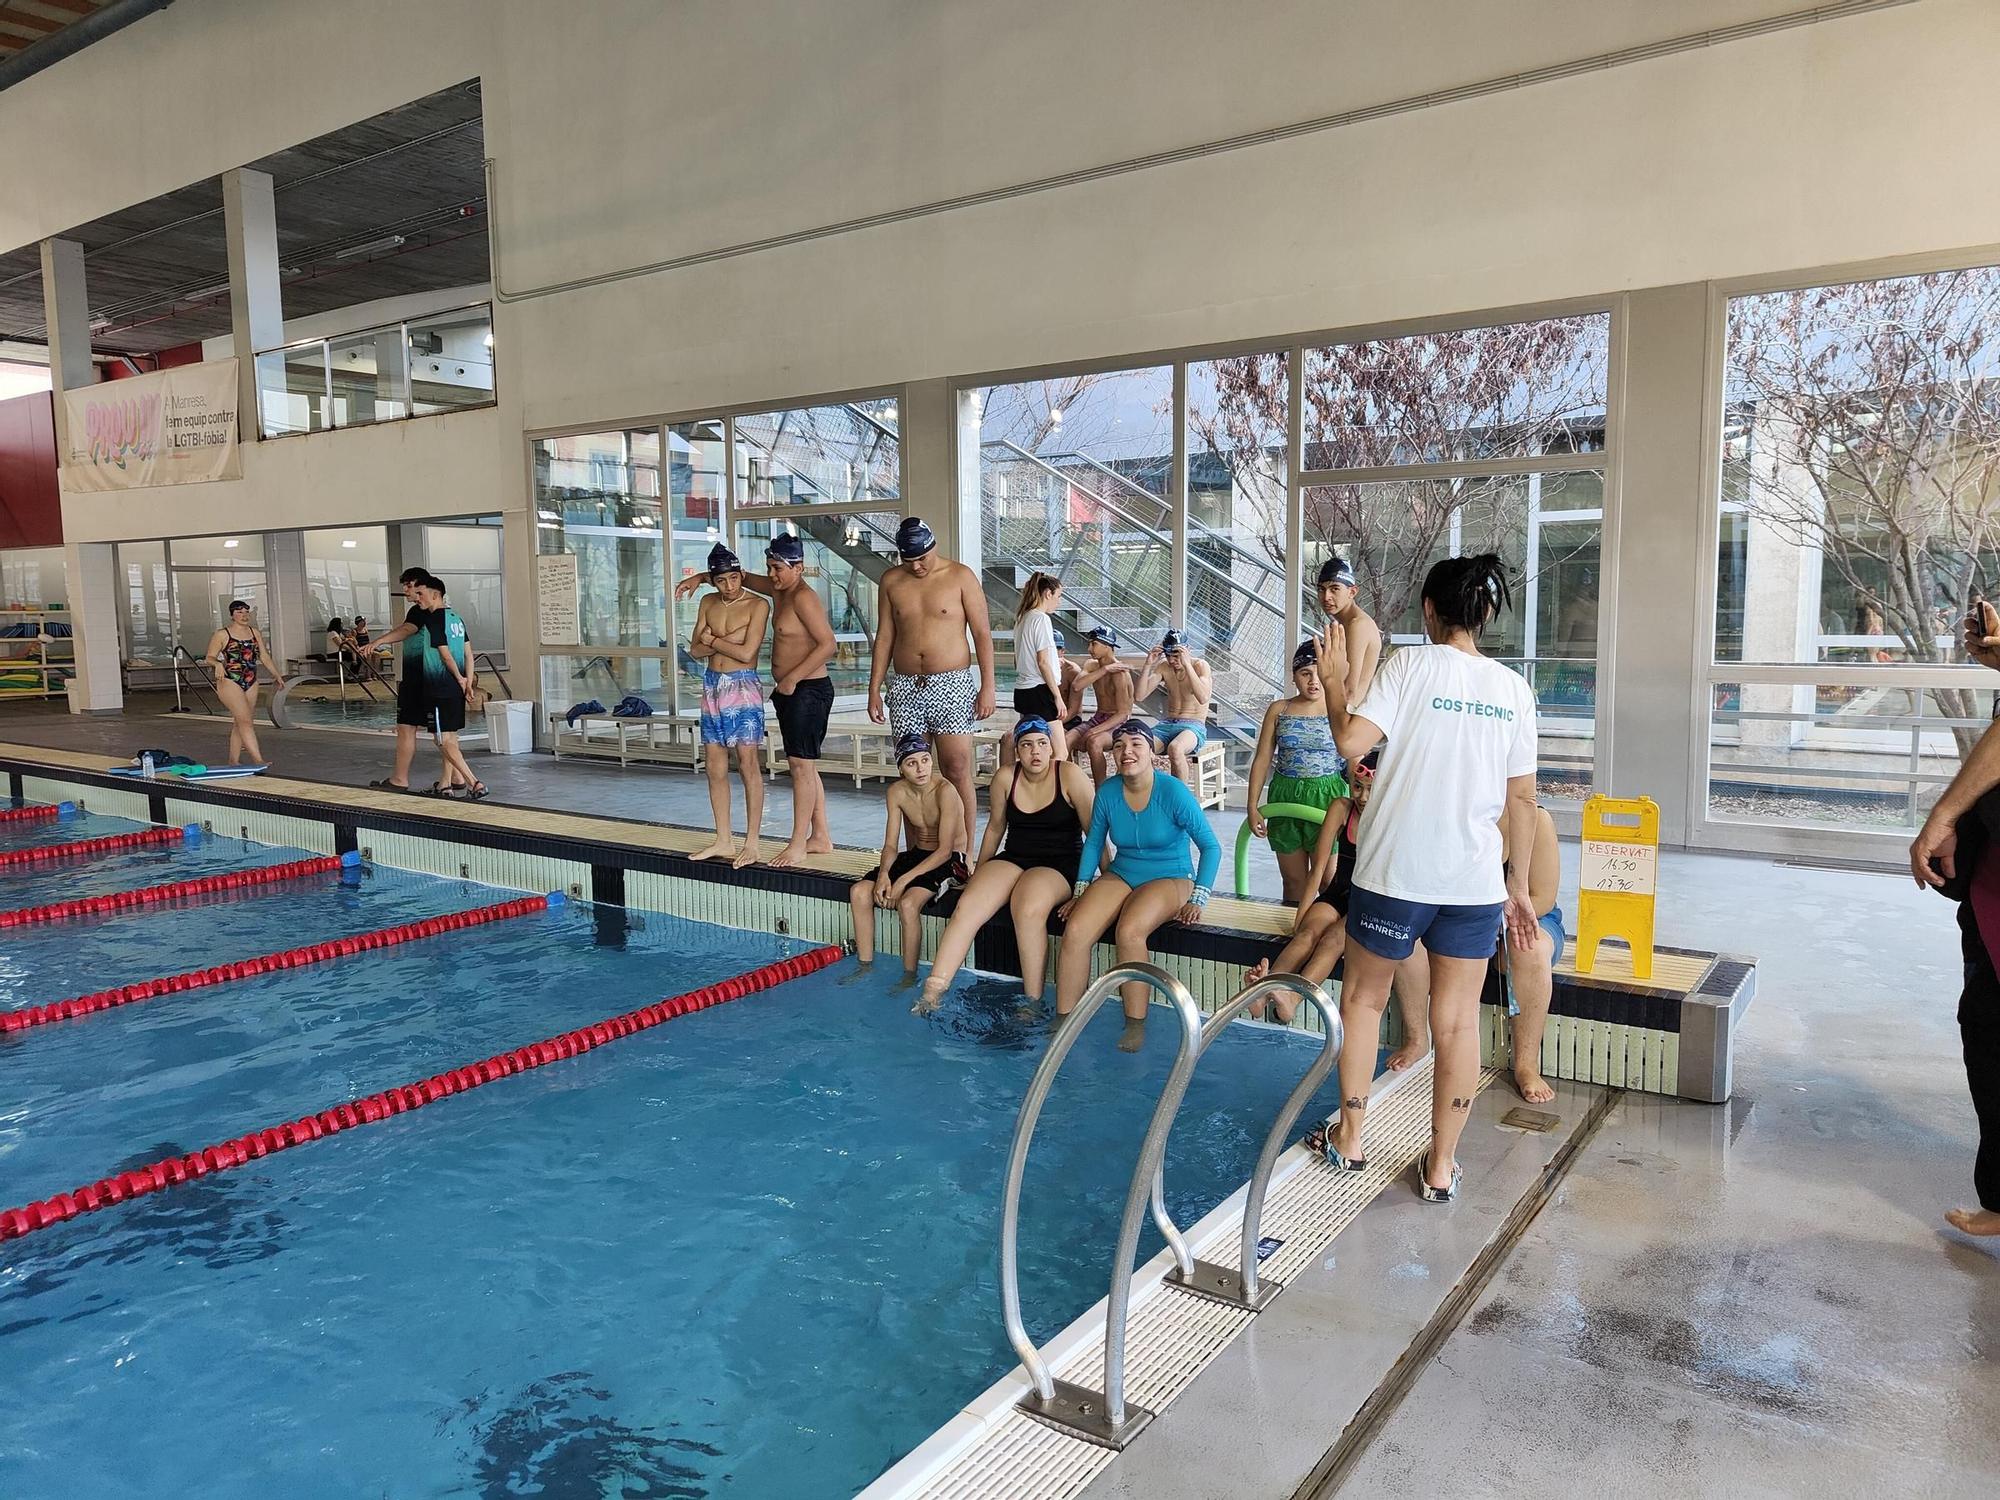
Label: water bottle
xmin=140 ymin=752 xmax=156 ymax=781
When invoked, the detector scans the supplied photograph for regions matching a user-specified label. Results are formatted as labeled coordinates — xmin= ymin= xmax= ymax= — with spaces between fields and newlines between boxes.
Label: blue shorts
xmin=1151 ymin=719 xmax=1208 ymax=754
xmin=1346 ymin=885 xmax=1504 ymax=962
xmin=1539 ymin=907 xmax=1566 ymax=966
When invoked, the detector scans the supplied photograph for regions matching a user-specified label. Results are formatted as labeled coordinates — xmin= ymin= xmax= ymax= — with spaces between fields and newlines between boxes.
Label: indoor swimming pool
xmin=0 ymin=808 xmax=1339 ymax=1499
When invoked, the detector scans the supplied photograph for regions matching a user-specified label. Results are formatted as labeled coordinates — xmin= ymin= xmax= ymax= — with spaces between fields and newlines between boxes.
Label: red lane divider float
xmin=0 ymin=893 xmax=552 ymax=1033
xmin=0 ymin=851 xmax=355 ymax=930
xmin=0 ymin=824 xmax=191 ymax=869
xmin=0 ymin=802 xmax=70 ymax=825
xmin=0 ymin=943 xmax=843 ymax=1244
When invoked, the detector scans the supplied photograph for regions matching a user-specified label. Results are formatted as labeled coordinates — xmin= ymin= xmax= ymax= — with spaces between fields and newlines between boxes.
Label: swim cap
xmin=1161 ymin=629 xmax=1185 ymax=655
xmin=1292 ymin=639 xmax=1318 ymax=672
xmin=894 ymin=733 xmax=930 ymax=764
xmin=765 ymin=533 xmax=805 ymax=566
xmin=1087 ymin=626 xmax=1118 ymax=648
xmin=895 ymin=517 xmax=937 ymax=560
xmin=1013 ymin=716 xmax=1052 ymax=743
xmin=1318 ymin=557 xmax=1357 ymax=589
xmin=707 ymin=542 xmax=742 ymax=575
xmin=1110 ymin=718 xmax=1152 ymax=744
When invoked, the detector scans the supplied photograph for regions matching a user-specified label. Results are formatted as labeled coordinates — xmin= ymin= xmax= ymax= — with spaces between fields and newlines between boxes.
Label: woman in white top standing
xmin=1009 ymin=572 xmax=1070 ymax=764
xmin=1313 ymin=554 xmax=1540 ymax=1202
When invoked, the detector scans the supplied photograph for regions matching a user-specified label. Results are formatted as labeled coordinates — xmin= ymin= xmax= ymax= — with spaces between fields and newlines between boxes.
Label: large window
xmin=535 ymin=396 xmax=906 ymax=717
xmin=169 ymin=534 xmax=267 ymax=654
xmin=303 ymin=527 xmax=391 ymax=636
xmin=1708 ymin=266 xmax=2000 ymax=835
xmin=425 ymin=522 xmax=505 ymax=653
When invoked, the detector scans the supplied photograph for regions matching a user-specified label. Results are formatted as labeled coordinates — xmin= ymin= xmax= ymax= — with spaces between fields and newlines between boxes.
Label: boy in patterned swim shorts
xmin=689 ymin=542 xmax=771 ymax=868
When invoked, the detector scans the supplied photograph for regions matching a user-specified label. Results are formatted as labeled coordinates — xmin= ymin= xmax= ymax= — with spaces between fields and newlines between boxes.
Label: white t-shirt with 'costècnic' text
xmin=1348 ymin=643 xmax=1539 ymax=906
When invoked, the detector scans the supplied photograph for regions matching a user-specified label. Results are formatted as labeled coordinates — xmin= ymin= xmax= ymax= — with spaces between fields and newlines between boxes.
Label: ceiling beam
xmin=25 ymin=2 xmax=106 ymax=17
xmin=0 ymin=7 xmax=64 ymax=38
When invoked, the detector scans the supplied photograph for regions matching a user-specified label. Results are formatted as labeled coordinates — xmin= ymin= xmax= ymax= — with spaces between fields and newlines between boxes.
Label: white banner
xmin=536 ymin=552 xmax=581 ymax=646
xmin=60 ymin=359 xmax=242 ymax=491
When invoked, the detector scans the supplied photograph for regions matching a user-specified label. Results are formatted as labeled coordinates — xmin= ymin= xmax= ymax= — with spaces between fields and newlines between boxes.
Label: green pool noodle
xmin=1234 ymin=802 xmax=1332 ymax=898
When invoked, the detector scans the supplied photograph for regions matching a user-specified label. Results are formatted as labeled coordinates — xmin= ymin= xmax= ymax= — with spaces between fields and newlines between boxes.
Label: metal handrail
xmin=1159 ymin=974 xmax=1342 ymax=1311
xmin=998 ymin=961 xmax=1203 ymax=1448
xmin=166 ymin=645 xmax=222 ymax=716
xmin=472 ymin=651 xmax=512 ymax=697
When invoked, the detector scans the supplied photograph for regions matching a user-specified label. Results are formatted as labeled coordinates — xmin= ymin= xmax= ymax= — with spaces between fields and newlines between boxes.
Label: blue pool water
xmin=0 ymin=809 xmax=1337 ymax=1499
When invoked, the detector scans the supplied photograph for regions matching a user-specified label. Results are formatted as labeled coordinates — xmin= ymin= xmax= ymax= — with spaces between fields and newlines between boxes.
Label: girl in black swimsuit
xmin=916 ymin=717 xmax=1097 ymax=1015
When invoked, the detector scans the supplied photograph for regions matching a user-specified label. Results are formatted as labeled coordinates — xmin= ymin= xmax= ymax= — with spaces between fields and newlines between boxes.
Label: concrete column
xmin=39 ymin=237 xmax=92 ymax=460
xmin=500 ymin=507 xmax=537 ymax=729
xmin=901 ymin=378 xmax=954 ymax=555
xmin=262 ymin=530 xmax=312 ymax=669
xmin=949 ymin=384 xmax=985 ymax=577
xmin=222 ymin=167 xmax=283 ymax=439
xmin=61 ymin=543 xmax=123 ymax=712
xmin=1603 ymin=283 xmax=1713 ymax=846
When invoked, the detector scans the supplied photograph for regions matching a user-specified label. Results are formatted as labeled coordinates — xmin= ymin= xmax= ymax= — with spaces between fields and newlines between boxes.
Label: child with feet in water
xmin=849 ymin=735 xmax=966 ymax=992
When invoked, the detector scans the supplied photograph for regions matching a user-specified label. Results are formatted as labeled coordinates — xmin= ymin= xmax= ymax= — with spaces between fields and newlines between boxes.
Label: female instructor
xmin=1314 ymin=554 xmax=1539 ymax=1202
xmin=203 ymin=600 xmax=285 ymax=767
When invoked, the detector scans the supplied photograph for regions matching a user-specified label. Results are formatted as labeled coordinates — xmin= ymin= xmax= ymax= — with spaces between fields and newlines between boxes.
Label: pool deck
xmin=2 ymin=700 xmax=1996 ymax=1497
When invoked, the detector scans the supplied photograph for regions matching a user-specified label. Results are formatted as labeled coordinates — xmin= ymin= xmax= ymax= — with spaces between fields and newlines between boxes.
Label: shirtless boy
xmin=1071 ymin=626 xmax=1138 ymax=782
xmin=848 ymin=734 xmax=966 ymax=994
xmin=1318 ymin=556 xmax=1383 ymax=708
xmin=1136 ymin=629 xmax=1213 ymax=789
xmin=679 ymin=532 xmax=837 ymax=868
xmin=688 ymin=542 xmax=771 ymax=868
xmin=866 ymin=516 xmax=994 ymax=855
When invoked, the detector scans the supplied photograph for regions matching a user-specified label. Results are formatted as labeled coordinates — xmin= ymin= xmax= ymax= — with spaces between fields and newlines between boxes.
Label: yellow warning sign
xmin=1576 ymin=795 xmax=1659 ymax=980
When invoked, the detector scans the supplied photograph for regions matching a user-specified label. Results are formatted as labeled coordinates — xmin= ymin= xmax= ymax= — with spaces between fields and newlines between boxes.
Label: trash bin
xmin=484 ymin=699 xmax=536 ymax=755
xmin=63 ymin=678 xmax=83 ymax=715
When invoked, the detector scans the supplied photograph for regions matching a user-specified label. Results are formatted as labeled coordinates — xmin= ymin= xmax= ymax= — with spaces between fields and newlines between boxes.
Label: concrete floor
xmin=8 ymin=700 xmax=1997 ymax=1496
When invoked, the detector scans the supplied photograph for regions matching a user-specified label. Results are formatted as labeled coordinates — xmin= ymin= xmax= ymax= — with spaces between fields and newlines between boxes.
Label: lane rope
xmin=0 ymin=802 xmax=71 ymax=825
xmin=0 ymin=824 xmax=194 ymax=869
xmin=0 ymin=894 xmax=554 ymax=1034
xmin=0 ymin=944 xmax=842 ymax=1244
xmin=0 ymin=851 xmax=356 ymax=929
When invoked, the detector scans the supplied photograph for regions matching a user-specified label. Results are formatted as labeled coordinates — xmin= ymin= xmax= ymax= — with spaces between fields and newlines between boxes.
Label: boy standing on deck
xmin=678 ymin=532 xmax=838 ymax=868
xmin=688 ymin=543 xmax=771 ymax=868
xmin=848 ymin=734 xmax=965 ymax=994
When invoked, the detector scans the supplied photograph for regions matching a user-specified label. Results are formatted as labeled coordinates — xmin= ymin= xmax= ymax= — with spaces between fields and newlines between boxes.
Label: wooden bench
xmin=548 ymin=711 xmax=703 ymax=768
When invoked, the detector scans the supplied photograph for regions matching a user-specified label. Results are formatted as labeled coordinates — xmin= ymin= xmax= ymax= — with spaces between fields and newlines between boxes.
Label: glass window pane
xmin=407 ymin=307 xmax=495 ymax=416
xmin=302 ymin=527 xmax=390 ymax=641
xmin=732 ymin=514 xmax=897 ymax=697
xmin=534 ymin=428 xmax=666 ymax=650
xmin=255 ymin=346 xmax=328 ymax=437
xmin=1303 ymin=314 xmax=1609 ymax=469
xmin=1304 ymin=471 xmax=1601 ymax=800
xmin=967 ymin=366 xmax=1176 ymax=686
xmin=668 ymin=420 xmax=730 ymax=672
xmin=732 ymin=398 xmax=899 ymax=507
xmin=1187 ymin=352 xmax=1291 ymax=719
xmin=327 ymin=330 xmax=405 ymax=427
xmin=0 ymin=547 xmax=68 ymax=611
xmin=424 ymin=522 xmax=505 ymax=653
xmin=1708 ymin=677 xmax=1993 ymax=832
xmin=1719 ymin=268 xmax=2000 ymax=670
xmin=117 ymin=540 xmax=171 ymax=661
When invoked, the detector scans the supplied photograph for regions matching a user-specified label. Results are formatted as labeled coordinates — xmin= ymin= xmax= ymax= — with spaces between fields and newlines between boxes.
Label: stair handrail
xmin=998 ymin=961 xmax=1203 ymax=1446
xmin=1153 ymin=973 xmax=1342 ymax=1311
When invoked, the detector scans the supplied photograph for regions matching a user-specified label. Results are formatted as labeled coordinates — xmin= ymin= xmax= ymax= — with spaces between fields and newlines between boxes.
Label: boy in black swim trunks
xmin=849 ymin=734 xmax=966 ymax=988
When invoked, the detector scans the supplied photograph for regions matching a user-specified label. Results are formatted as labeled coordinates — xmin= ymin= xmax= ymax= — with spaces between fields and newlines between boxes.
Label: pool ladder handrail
xmin=998 ymin=961 xmax=1202 ymax=1450
xmin=1155 ymin=973 xmax=1342 ymax=1312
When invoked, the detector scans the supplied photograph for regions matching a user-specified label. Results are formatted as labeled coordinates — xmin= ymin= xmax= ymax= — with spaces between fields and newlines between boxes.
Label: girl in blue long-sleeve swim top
xmin=1058 ymin=719 xmax=1223 ymax=1047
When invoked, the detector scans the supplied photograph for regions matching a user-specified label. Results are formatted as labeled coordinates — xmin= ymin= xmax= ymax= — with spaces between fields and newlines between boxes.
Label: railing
xmin=255 ymin=302 xmax=495 ymax=439
xmin=999 ymin=963 xmax=1204 ymax=1449
xmin=996 ymin=965 xmax=1339 ymax=1449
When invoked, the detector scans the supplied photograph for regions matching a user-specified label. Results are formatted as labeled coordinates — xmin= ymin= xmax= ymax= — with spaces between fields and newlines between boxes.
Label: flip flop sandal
xmin=422 ymin=783 xmax=459 ymax=798
xmin=1415 ymin=1149 xmax=1462 ymax=1203
xmin=466 ymin=783 xmax=490 ymax=801
xmin=1304 ymin=1115 xmax=1368 ymax=1172
xmin=367 ymin=779 xmax=412 ymax=793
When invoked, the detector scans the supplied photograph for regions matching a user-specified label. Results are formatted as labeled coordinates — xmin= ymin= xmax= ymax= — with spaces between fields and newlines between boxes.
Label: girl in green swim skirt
xmin=1244 ymin=639 xmax=1348 ymax=904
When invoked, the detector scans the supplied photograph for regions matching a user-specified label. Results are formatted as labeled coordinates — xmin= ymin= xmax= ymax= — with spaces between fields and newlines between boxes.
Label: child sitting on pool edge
xmin=848 ymin=734 xmax=967 ymax=992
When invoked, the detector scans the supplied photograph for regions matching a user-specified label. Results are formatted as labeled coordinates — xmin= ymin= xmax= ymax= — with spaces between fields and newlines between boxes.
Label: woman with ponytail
xmin=1309 ymin=552 xmax=1540 ymax=1203
xmin=1010 ymin=571 xmax=1070 ymax=763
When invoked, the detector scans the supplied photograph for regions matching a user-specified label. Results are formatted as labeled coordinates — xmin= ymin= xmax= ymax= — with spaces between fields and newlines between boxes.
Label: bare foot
xmin=1118 ymin=1018 xmax=1147 ymax=1053
xmin=689 ymin=838 xmax=735 ymax=863
xmin=914 ymin=978 xmax=947 ymax=1016
xmin=1945 ymin=1206 xmax=2000 ymax=1236
xmin=1512 ymin=1068 xmax=1556 ymax=1105
xmin=1386 ymin=1037 xmax=1430 ymax=1071
xmin=838 ymin=961 xmax=875 ymax=987
xmin=893 ymin=970 xmax=920 ymax=992
xmin=807 ymin=837 xmax=836 ymax=854
xmin=769 ymin=840 xmax=810 ymax=870
xmin=732 ymin=838 xmax=763 ymax=869
xmin=1244 ymin=957 xmax=1271 ymax=985
xmin=1271 ymin=994 xmax=1299 ymax=1026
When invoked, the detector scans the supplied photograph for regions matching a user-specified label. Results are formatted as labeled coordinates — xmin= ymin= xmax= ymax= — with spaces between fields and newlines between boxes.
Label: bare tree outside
xmin=1727 ymin=268 xmax=2000 ymax=754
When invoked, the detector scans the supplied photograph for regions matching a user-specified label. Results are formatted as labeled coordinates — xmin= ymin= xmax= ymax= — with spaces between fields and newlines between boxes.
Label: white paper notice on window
xmin=537 ymin=553 xmax=580 ymax=647
xmin=1580 ymin=839 xmax=1656 ymax=897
